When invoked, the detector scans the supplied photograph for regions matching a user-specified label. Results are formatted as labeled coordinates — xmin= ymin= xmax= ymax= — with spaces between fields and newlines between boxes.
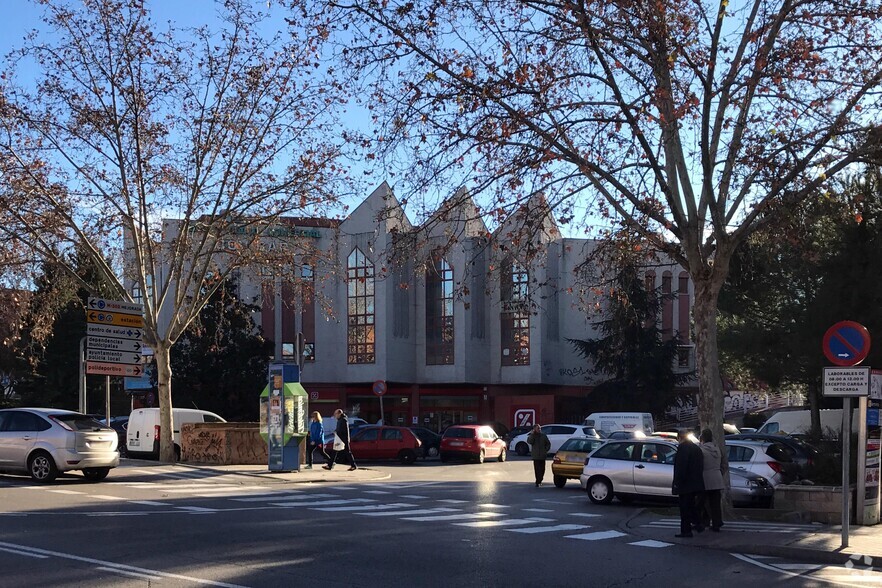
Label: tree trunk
xmin=154 ymin=342 xmax=176 ymax=463
xmin=691 ymin=273 xmax=733 ymax=513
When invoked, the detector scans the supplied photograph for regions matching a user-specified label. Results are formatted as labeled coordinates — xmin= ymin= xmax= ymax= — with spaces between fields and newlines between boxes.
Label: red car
xmin=326 ymin=426 xmax=422 ymax=465
xmin=439 ymin=425 xmax=507 ymax=463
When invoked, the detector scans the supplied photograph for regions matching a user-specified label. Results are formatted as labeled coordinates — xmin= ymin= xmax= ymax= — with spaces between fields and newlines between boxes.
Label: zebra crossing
xmin=734 ymin=553 xmax=882 ymax=585
xmin=642 ymin=518 xmax=821 ymax=534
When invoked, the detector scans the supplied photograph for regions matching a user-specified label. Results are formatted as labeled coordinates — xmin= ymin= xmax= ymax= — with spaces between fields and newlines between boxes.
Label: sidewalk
xmin=120 ymin=459 xmax=391 ymax=484
xmin=625 ymin=508 xmax=882 ymax=565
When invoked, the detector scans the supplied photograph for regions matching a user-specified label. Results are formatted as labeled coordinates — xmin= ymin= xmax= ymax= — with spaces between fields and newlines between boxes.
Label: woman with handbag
xmin=324 ymin=409 xmax=357 ymax=471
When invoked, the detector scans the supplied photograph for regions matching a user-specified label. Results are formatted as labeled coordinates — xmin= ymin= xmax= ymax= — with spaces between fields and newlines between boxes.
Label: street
xmin=0 ymin=457 xmax=867 ymax=587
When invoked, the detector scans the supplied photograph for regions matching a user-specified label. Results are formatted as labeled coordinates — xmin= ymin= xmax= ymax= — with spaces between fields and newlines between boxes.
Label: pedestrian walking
xmin=527 ymin=425 xmax=551 ymax=487
xmin=699 ymin=429 xmax=725 ymax=532
xmin=323 ymin=409 xmax=357 ymax=471
xmin=672 ymin=429 xmax=705 ymax=537
xmin=305 ymin=411 xmax=328 ymax=470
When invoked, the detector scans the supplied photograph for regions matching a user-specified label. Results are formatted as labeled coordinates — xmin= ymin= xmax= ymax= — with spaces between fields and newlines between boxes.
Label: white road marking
xmin=358 ymin=508 xmax=458 ymax=517
xmin=312 ymin=503 xmax=416 ymax=512
xmin=0 ymin=547 xmax=48 ymax=558
xmin=453 ymin=517 xmax=554 ymax=528
xmin=438 ymin=499 xmax=468 ymax=504
xmin=477 ymin=503 xmax=507 ymax=509
xmin=233 ymin=493 xmax=338 ymax=503
xmin=570 ymin=513 xmax=602 ymax=518
xmin=96 ymin=566 xmax=162 ymax=581
xmin=507 ymin=524 xmax=591 ymax=534
xmin=522 ymin=508 xmax=554 ymax=513
xmin=165 ymin=486 xmax=265 ymax=494
xmin=271 ymin=499 xmax=374 ymax=508
xmin=565 ymin=530 xmax=627 ymax=541
xmin=363 ymin=490 xmax=392 ymax=495
xmin=128 ymin=500 xmax=172 ymax=507
xmin=175 ymin=506 xmax=218 ymax=512
xmin=775 ymin=563 xmax=826 ymax=571
xmin=403 ymin=512 xmax=505 ymax=522
xmin=0 ymin=541 xmax=249 ymax=587
xmin=47 ymin=490 xmax=84 ymax=495
xmin=91 ymin=495 xmax=126 ymax=501
xmin=628 ymin=540 xmax=673 ymax=548
xmin=399 ymin=495 xmax=429 ymax=499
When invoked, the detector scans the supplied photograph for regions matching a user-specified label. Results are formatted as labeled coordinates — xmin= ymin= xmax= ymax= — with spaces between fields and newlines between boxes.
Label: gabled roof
xmin=340 ymin=182 xmax=413 ymax=234
xmin=421 ymin=187 xmax=488 ymax=239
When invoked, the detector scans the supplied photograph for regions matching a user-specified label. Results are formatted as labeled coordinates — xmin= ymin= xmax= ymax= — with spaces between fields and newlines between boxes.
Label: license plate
xmin=450 ymin=441 xmax=463 ymax=446
xmin=130 ymin=439 xmax=140 ymax=447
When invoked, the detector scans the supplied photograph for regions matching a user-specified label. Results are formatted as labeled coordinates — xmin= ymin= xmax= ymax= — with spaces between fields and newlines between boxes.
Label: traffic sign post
xmin=83 ymin=297 xmax=146 ymax=418
xmin=373 ymin=380 xmax=387 ymax=425
xmin=822 ymin=321 xmax=872 ymax=549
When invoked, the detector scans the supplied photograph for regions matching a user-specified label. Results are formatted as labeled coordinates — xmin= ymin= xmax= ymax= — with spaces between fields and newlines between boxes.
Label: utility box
xmin=260 ymin=363 xmax=308 ymax=472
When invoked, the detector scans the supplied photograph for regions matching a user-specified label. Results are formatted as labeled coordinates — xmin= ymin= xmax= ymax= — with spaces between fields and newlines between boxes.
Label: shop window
xmin=500 ymin=260 xmax=530 ymax=366
xmin=426 ymin=255 xmax=454 ymax=365
xmin=347 ymin=248 xmax=375 ymax=364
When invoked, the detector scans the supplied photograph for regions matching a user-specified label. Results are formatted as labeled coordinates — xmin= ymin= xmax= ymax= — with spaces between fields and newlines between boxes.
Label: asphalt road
xmin=0 ymin=457 xmax=811 ymax=587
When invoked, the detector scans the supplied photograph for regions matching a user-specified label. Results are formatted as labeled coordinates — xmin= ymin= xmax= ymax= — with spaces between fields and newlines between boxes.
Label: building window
xmin=500 ymin=260 xmax=530 ymax=366
xmin=426 ymin=255 xmax=454 ymax=365
xmin=347 ymin=248 xmax=375 ymax=364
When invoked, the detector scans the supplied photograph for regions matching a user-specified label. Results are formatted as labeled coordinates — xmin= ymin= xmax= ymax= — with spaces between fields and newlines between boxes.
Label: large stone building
xmin=153 ymin=183 xmax=695 ymax=431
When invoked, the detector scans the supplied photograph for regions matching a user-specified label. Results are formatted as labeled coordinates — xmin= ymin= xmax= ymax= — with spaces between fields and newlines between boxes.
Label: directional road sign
xmin=823 ymin=321 xmax=871 ymax=366
xmin=86 ymin=310 xmax=144 ymax=328
xmin=88 ymin=297 xmax=143 ymax=316
xmin=86 ymin=324 xmax=143 ymax=341
xmin=87 ymin=348 xmax=143 ymax=365
xmin=86 ymin=362 xmax=144 ymax=377
xmin=86 ymin=336 xmax=142 ymax=354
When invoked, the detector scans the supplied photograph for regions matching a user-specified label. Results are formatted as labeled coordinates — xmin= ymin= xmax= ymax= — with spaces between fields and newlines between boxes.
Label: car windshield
xmin=51 ymin=414 xmax=112 ymax=431
xmin=444 ymin=427 xmax=475 ymax=439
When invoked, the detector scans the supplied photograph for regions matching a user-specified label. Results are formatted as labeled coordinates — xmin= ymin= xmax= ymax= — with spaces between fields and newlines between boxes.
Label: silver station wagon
xmin=0 ymin=408 xmax=119 ymax=482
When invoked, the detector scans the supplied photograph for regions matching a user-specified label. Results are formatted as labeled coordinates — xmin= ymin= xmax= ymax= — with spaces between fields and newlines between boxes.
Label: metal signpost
xmin=373 ymin=380 xmax=387 ymax=424
xmin=83 ymin=297 xmax=145 ymax=419
xmin=822 ymin=321 xmax=872 ymax=548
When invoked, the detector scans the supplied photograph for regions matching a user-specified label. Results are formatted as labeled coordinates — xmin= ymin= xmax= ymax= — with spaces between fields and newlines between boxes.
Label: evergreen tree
xmin=569 ymin=262 xmax=692 ymax=416
xmin=170 ymin=279 xmax=272 ymax=422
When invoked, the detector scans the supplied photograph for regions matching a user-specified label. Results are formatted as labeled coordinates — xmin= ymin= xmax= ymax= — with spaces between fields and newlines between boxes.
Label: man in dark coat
xmin=527 ymin=425 xmax=552 ymax=487
xmin=672 ymin=429 xmax=705 ymax=537
xmin=324 ymin=409 xmax=358 ymax=471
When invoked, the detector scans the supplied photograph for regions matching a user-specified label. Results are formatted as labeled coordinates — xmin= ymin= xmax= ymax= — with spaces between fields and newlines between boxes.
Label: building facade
xmin=153 ymin=183 xmax=695 ymax=431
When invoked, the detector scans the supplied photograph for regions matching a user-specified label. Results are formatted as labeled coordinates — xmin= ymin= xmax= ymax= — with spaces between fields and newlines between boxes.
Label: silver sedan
xmin=0 ymin=408 xmax=119 ymax=482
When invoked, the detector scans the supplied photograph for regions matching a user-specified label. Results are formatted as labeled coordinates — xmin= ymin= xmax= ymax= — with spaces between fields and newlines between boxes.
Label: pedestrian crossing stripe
xmin=453 ymin=517 xmax=555 ymax=528
xmin=403 ymin=512 xmax=506 ymax=522
xmin=628 ymin=540 xmax=673 ymax=548
xmin=566 ymin=530 xmax=627 ymax=541
xmin=271 ymin=498 xmax=374 ymax=507
xmin=507 ymin=524 xmax=590 ymax=534
xmin=358 ymin=508 xmax=459 ymax=517
xmin=233 ymin=493 xmax=336 ymax=502
xmin=312 ymin=503 xmax=416 ymax=512
xmin=644 ymin=520 xmax=815 ymax=534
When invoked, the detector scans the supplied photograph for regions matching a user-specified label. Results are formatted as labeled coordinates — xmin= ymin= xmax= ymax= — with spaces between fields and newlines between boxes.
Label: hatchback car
xmin=509 ymin=424 xmax=600 ymax=456
xmin=0 ymin=408 xmax=119 ymax=482
xmin=726 ymin=433 xmax=820 ymax=475
xmin=409 ymin=426 xmax=441 ymax=458
xmin=580 ymin=438 xmax=775 ymax=506
xmin=440 ymin=425 xmax=506 ymax=463
xmin=551 ymin=437 xmax=606 ymax=487
xmin=328 ymin=426 xmax=422 ymax=464
xmin=725 ymin=439 xmax=796 ymax=486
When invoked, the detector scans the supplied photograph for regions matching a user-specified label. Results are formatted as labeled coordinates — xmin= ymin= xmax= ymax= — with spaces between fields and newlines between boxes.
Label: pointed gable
xmin=422 ymin=187 xmax=489 ymax=240
xmin=340 ymin=182 xmax=413 ymax=235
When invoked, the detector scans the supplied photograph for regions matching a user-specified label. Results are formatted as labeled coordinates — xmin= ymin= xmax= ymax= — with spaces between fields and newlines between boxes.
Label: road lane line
xmin=128 ymin=500 xmax=172 ymax=506
xmin=0 ymin=541 xmax=250 ymax=588
xmin=47 ymin=490 xmax=84 ymax=495
xmin=403 ymin=512 xmax=505 ymax=522
xmin=358 ymin=508 xmax=458 ymax=517
xmin=565 ymin=530 xmax=627 ymax=541
xmin=95 ymin=566 xmax=162 ymax=581
xmin=0 ymin=547 xmax=48 ymax=558
xmin=507 ymin=524 xmax=590 ymax=534
xmin=91 ymin=495 xmax=126 ymax=501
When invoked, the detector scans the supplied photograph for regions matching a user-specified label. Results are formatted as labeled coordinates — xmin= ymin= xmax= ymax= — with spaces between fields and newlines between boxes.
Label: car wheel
xmin=440 ymin=453 xmax=450 ymax=463
xmin=553 ymin=475 xmax=566 ymax=488
xmin=587 ymin=477 xmax=614 ymax=505
xmin=476 ymin=449 xmax=485 ymax=464
xmin=28 ymin=451 xmax=58 ymax=483
xmin=426 ymin=446 xmax=439 ymax=459
xmin=82 ymin=467 xmax=110 ymax=482
xmin=515 ymin=442 xmax=529 ymax=456
xmin=398 ymin=449 xmax=417 ymax=465
xmin=497 ymin=448 xmax=507 ymax=462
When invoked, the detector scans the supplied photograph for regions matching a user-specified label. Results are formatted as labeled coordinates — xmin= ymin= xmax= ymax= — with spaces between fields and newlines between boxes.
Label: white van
xmin=127 ymin=408 xmax=226 ymax=459
xmin=583 ymin=412 xmax=655 ymax=436
xmin=757 ymin=409 xmax=855 ymax=437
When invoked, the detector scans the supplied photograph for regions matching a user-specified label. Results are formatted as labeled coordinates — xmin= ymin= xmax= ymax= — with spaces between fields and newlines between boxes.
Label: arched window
xmin=426 ymin=255 xmax=454 ymax=365
xmin=501 ymin=260 xmax=530 ymax=366
xmin=347 ymin=248 xmax=375 ymax=364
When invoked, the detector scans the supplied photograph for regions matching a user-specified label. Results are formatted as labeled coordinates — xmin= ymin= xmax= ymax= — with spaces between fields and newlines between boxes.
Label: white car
xmin=509 ymin=424 xmax=600 ymax=456
xmin=725 ymin=439 xmax=796 ymax=486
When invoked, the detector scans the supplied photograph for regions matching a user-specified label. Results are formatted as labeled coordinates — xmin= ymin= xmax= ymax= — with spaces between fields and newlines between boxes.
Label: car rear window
xmin=560 ymin=438 xmax=602 ymax=453
xmin=765 ymin=443 xmax=794 ymax=462
xmin=592 ymin=442 xmax=636 ymax=460
xmin=444 ymin=427 xmax=475 ymax=439
xmin=51 ymin=414 xmax=112 ymax=431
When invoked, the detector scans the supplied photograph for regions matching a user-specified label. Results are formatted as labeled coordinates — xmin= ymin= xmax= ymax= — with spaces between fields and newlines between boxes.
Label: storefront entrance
xmin=418 ymin=396 xmax=480 ymax=433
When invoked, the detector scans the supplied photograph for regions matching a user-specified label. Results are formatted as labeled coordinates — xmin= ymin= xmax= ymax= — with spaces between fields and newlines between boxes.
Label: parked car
xmin=509 ymin=424 xmax=600 ymax=456
xmin=605 ymin=430 xmax=648 ymax=441
xmin=725 ymin=439 xmax=796 ymax=486
xmin=409 ymin=427 xmax=441 ymax=458
xmin=322 ymin=416 xmax=370 ymax=444
xmin=503 ymin=426 xmax=533 ymax=444
xmin=440 ymin=425 xmax=506 ymax=463
xmin=583 ymin=412 xmax=655 ymax=436
xmin=551 ymin=437 xmax=606 ymax=488
xmin=726 ymin=433 xmax=821 ymax=476
xmin=127 ymin=408 xmax=226 ymax=460
xmin=579 ymin=438 xmax=774 ymax=507
xmin=109 ymin=417 xmax=129 ymax=457
xmin=0 ymin=408 xmax=119 ymax=482
xmin=341 ymin=426 xmax=422 ymax=464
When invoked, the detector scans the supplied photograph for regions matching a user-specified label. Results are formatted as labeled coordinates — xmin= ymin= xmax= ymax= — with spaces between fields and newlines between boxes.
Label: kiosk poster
xmin=268 ymin=369 xmax=284 ymax=468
